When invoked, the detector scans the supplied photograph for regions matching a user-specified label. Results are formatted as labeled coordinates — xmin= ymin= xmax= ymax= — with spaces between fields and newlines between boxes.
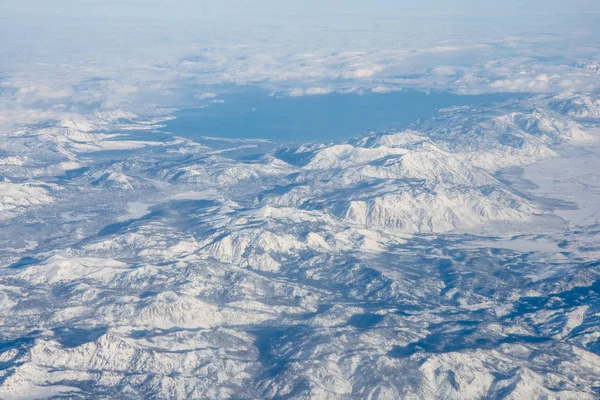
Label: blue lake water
xmin=162 ymin=89 xmax=522 ymax=143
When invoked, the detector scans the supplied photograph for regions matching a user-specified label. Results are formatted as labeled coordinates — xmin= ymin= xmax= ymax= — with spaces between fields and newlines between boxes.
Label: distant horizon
xmin=5 ymin=0 xmax=600 ymax=17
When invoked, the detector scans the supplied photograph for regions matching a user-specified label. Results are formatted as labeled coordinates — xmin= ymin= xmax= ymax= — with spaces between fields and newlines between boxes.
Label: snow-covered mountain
xmin=1 ymin=93 xmax=600 ymax=399
xmin=548 ymin=93 xmax=600 ymax=119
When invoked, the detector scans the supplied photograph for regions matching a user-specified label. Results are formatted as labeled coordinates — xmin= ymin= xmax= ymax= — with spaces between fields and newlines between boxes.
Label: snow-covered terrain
xmin=0 ymin=92 xmax=599 ymax=399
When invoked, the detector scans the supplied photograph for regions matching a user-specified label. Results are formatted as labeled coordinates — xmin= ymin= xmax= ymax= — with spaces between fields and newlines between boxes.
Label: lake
xmin=162 ymin=88 xmax=521 ymax=143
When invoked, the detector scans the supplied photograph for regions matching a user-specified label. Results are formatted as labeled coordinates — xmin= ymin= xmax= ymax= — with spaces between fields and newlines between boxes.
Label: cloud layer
xmin=0 ymin=7 xmax=598 ymax=128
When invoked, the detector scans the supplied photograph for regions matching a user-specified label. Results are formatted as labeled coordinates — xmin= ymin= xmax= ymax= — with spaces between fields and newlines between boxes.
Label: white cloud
xmin=489 ymin=73 xmax=594 ymax=93
xmin=17 ymin=86 xmax=74 ymax=100
xmin=288 ymin=87 xmax=332 ymax=97
xmin=288 ymin=88 xmax=305 ymax=97
xmin=431 ymin=66 xmax=458 ymax=76
xmin=371 ymin=86 xmax=393 ymax=94
xmin=427 ymin=45 xmax=463 ymax=53
xmin=1 ymin=8 xmax=599 ymax=132
xmin=305 ymin=87 xmax=332 ymax=95
xmin=197 ymin=92 xmax=217 ymax=100
xmin=342 ymin=66 xmax=383 ymax=79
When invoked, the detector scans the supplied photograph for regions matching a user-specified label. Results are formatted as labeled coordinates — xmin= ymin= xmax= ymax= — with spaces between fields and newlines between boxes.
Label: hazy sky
xmin=4 ymin=0 xmax=600 ymax=18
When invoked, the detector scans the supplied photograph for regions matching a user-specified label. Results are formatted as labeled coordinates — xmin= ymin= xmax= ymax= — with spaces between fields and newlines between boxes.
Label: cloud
xmin=197 ymin=92 xmax=218 ymax=100
xmin=489 ymin=73 xmax=595 ymax=93
xmin=489 ymin=74 xmax=551 ymax=92
xmin=431 ymin=66 xmax=458 ymax=76
xmin=342 ymin=66 xmax=383 ymax=79
xmin=15 ymin=85 xmax=74 ymax=102
xmin=288 ymin=87 xmax=332 ymax=97
xmin=371 ymin=86 xmax=393 ymax=94
xmin=1 ymin=6 xmax=599 ymax=133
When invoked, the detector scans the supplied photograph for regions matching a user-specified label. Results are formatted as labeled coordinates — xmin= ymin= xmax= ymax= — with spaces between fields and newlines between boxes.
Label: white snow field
xmin=1 ymin=93 xmax=600 ymax=399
